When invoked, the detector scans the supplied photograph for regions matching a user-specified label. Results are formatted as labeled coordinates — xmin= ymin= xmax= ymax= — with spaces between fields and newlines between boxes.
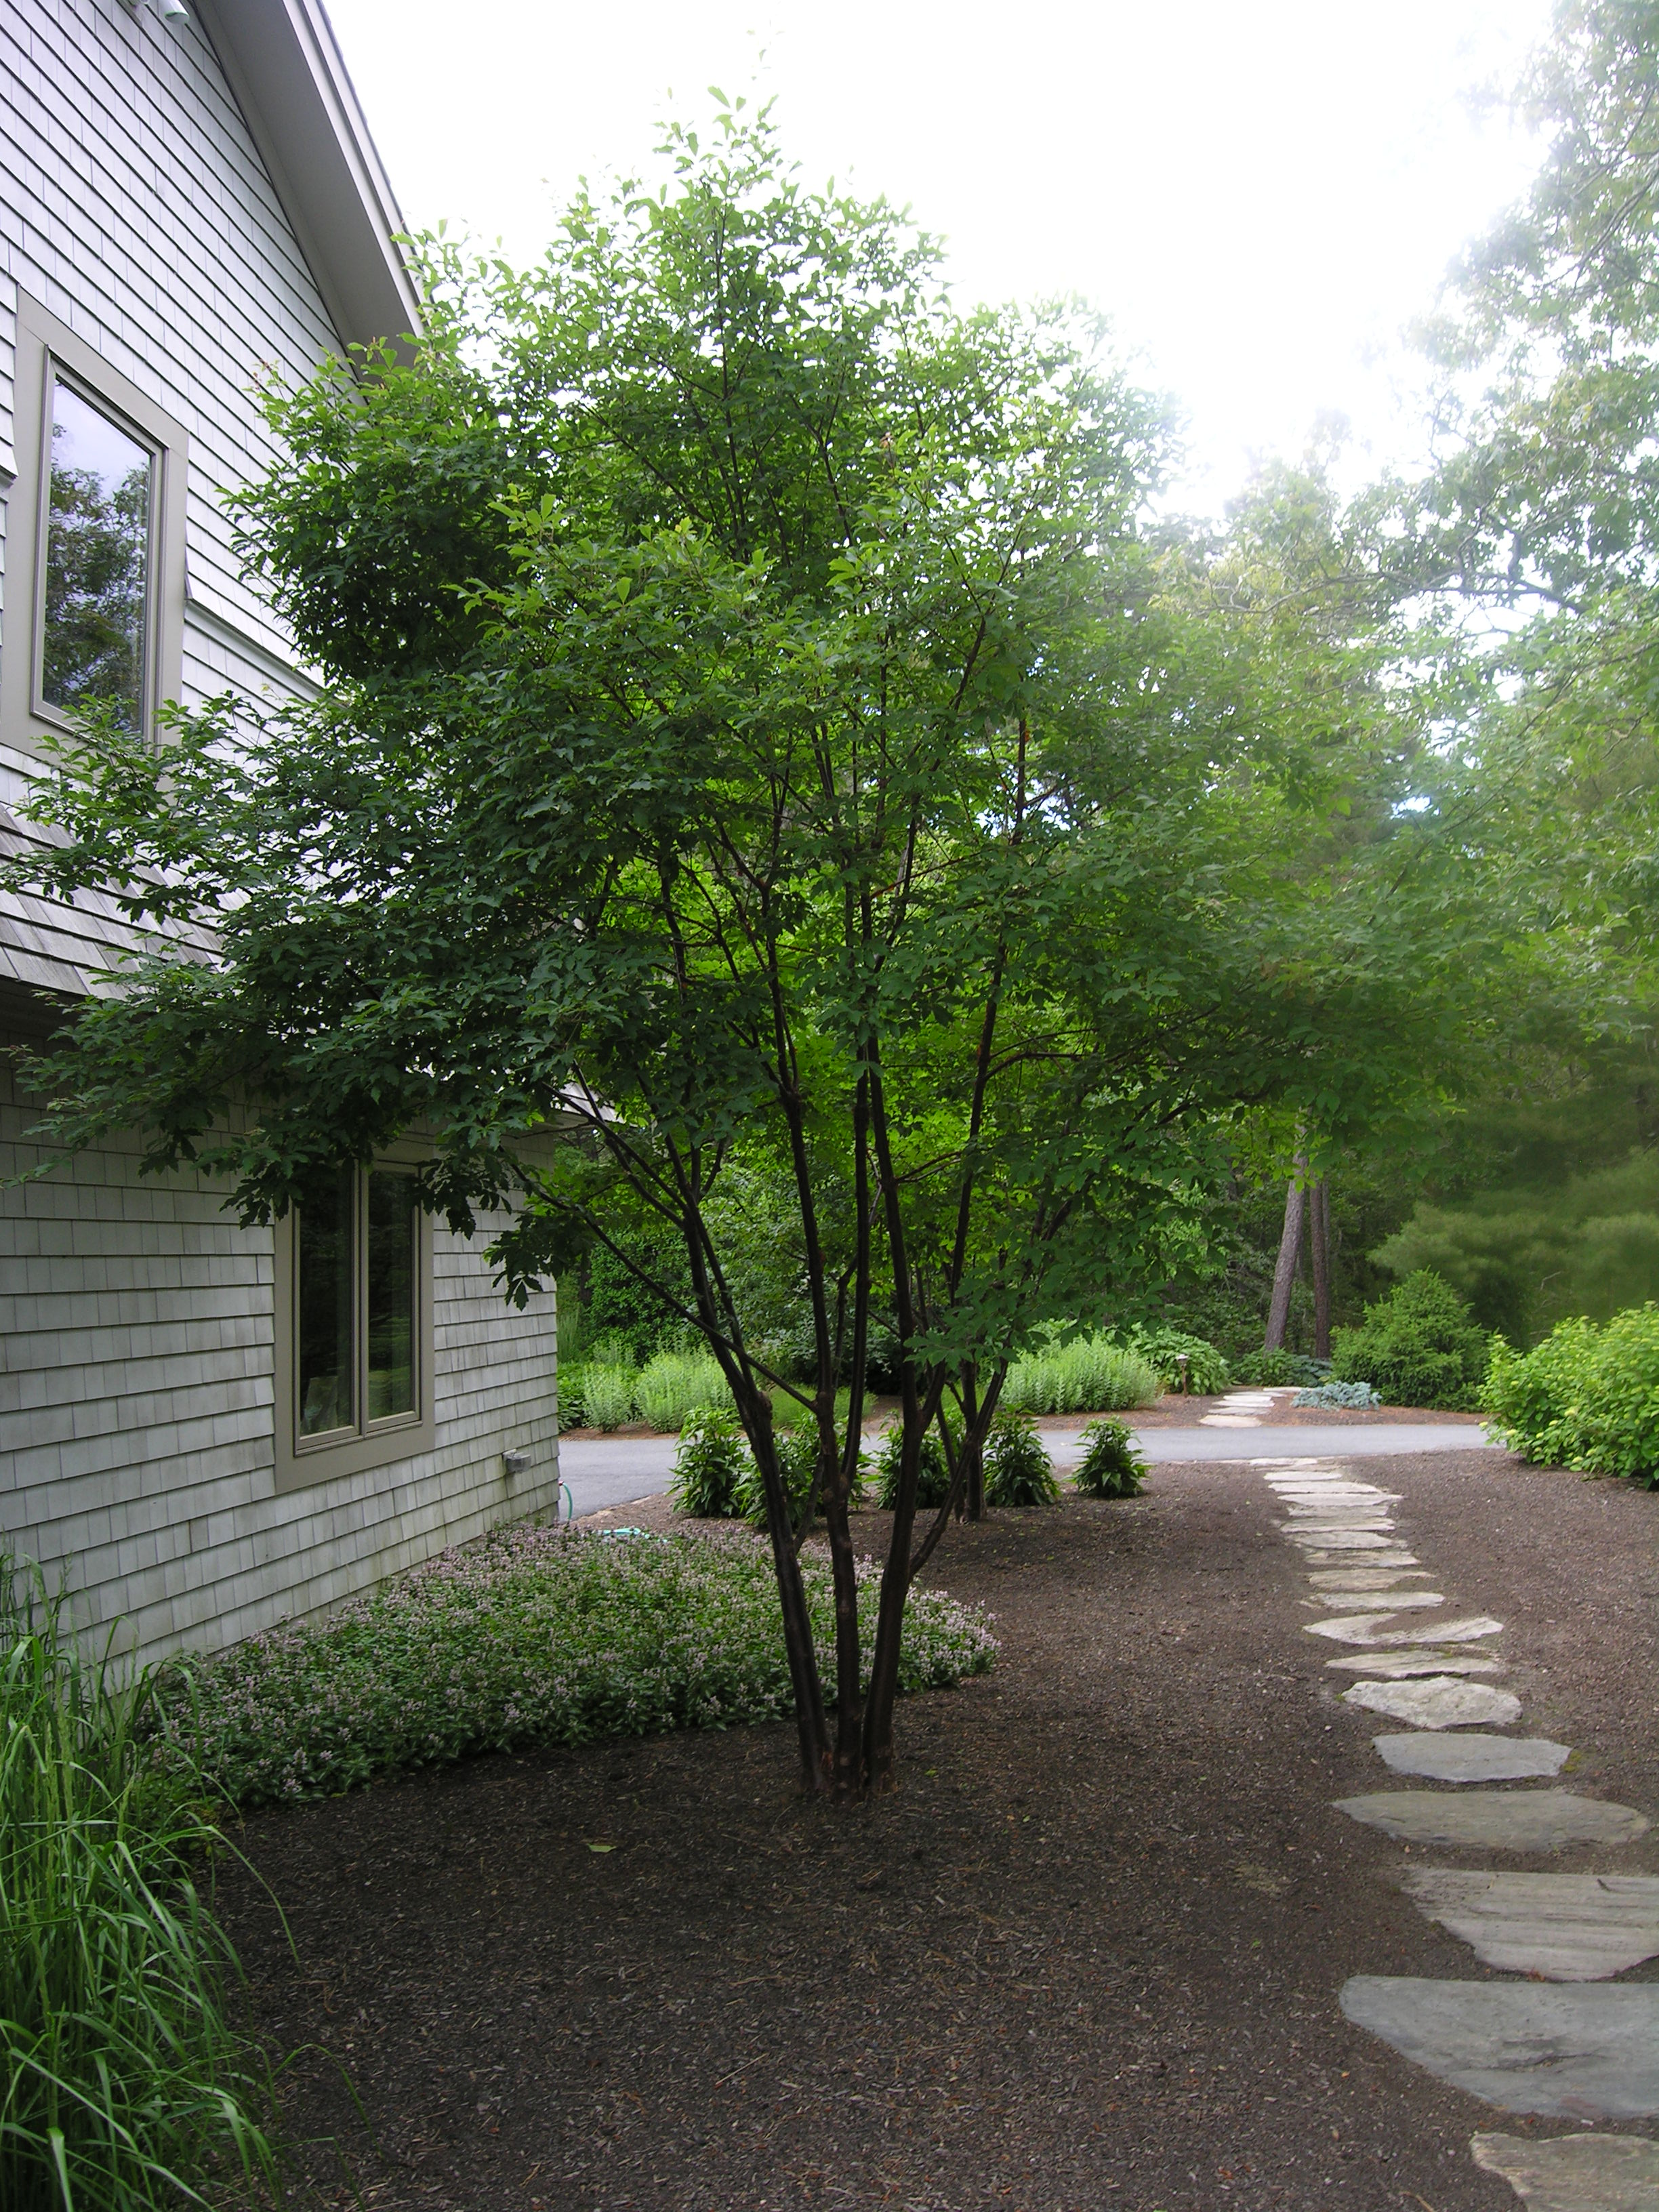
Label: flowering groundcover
xmin=150 ymin=1527 xmax=998 ymax=1809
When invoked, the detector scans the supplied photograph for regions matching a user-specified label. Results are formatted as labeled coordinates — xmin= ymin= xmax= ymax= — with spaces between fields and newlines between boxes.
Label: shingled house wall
xmin=0 ymin=0 xmax=562 ymax=1659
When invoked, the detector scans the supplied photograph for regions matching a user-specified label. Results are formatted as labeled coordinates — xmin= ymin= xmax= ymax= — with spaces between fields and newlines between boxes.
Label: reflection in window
xmin=367 ymin=1170 xmax=417 ymax=1420
xmin=297 ymin=1168 xmax=354 ymax=1437
xmin=42 ymin=378 xmax=153 ymax=735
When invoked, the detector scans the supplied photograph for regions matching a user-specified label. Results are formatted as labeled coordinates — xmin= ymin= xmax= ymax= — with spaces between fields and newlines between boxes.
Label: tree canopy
xmin=7 ymin=104 xmax=1501 ymax=1797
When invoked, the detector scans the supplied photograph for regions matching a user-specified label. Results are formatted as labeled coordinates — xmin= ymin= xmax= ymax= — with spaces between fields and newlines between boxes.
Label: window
xmin=41 ymin=377 xmax=157 ymax=737
xmin=274 ymin=1162 xmax=434 ymax=1489
xmin=1 ymin=292 xmax=186 ymax=758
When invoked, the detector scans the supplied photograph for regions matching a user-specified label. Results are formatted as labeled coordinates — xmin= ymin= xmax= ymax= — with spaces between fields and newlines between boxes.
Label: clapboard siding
xmin=0 ymin=1059 xmax=562 ymax=1660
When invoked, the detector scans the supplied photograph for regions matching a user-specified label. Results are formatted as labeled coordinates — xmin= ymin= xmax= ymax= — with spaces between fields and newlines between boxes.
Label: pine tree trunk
xmin=1264 ymin=1162 xmax=1307 ymax=1351
xmin=1311 ymin=1178 xmax=1332 ymax=1360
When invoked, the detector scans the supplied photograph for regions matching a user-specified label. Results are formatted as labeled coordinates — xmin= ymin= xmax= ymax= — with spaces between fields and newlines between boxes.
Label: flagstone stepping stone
xmin=1308 ymin=1612 xmax=1422 ymax=1641
xmin=1269 ymin=1482 xmax=1399 ymax=1497
xmin=1327 ymin=1649 xmax=1506 ymax=1676
xmin=1374 ymin=1732 xmax=1569 ymax=1781
xmin=1308 ymin=1613 xmax=1503 ymax=1647
xmin=1200 ymin=1413 xmax=1262 ymax=1426
xmin=1305 ymin=1591 xmax=1446 ymax=1612
xmin=1401 ymin=1870 xmax=1659 ymax=1980
xmin=1340 ymin=1979 xmax=1659 ymax=2118
xmin=1334 ymin=1790 xmax=1650 ymax=1850
xmin=1288 ymin=1528 xmax=1399 ymax=1549
xmin=1309 ymin=1557 xmax=1433 ymax=1574
xmin=1347 ymin=1677 xmax=1523 ymax=1728
xmin=1309 ymin=1566 xmax=1432 ymax=1590
xmin=1471 ymin=2130 xmax=1659 ymax=2209
xmin=1283 ymin=1512 xmax=1399 ymax=1528
xmin=1280 ymin=1508 xmax=1403 ymax=1519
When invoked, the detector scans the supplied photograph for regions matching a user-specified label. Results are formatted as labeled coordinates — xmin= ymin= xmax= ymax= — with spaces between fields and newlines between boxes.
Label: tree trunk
xmin=1264 ymin=1160 xmax=1307 ymax=1351
xmin=1311 ymin=1177 xmax=1332 ymax=1360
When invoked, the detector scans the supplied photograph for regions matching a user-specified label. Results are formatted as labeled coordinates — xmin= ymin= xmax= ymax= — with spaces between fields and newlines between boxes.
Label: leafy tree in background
xmin=7 ymin=108 xmax=1481 ymax=1799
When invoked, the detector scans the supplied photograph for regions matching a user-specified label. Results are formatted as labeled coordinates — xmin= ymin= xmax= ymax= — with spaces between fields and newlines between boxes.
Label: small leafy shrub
xmin=1071 ymin=1418 xmax=1149 ymax=1498
xmin=0 ymin=1563 xmax=276 ymax=2211
xmin=737 ymin=1427 xmax=817 ymax=1533
xmin=635 ymin=1349 xmax=731 ymax=1431
xmin=872 ymin=1423 xmax=955 ymax=1510
xmin=1230 ymin=1348 xmax=1324 ymax=1388
xmin=1292 ymin=1380 xmax=1382 ymax=1410
xmin=983 ymin=1412 xmax=1059 ymax=1507
xmin=1126 ymin=1326 xmax=1231 ymax=1395
xmin=1000 ymin=1334 xmax=1162 ymax=1415
xmin=1330 ymin=1271 xmax=1492 ymax=1410
xmin=151 ymin=1528 xmax=999 ymax=1807
xmin=668 ymin=1407 xmax=748 ymax=1517
xmin=1482 ymin=1303 xmax=1659 ymax=1484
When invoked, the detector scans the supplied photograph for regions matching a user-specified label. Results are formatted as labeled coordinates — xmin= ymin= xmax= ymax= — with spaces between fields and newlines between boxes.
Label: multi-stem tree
xmin=9 ymin=108 xmax=1468 ymax=1799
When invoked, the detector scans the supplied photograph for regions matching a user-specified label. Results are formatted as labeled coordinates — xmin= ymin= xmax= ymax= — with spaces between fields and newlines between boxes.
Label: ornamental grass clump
xmin=1482 ymin=1303 xmax=1659 ymax=1484
xmin=0 ymin=1563 xmax=275 ymax=2212
xmin=578 ymin=1361 xmax=637 ymax=1431
xmin=1000 ymin=1334 xmax=1162 ymax=1415
xmin=634 ymin=1350 xmax=732 ymax=1431
xmin=151 ymin=1528 xmax=998 ymax=1809
xmin=1071 ymin=1418 xmax=1149 ymax=1499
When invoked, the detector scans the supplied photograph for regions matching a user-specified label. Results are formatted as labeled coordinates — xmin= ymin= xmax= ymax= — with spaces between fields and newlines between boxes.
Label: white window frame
xmin=1 ymin=291 xmax=187 ymax=758
xmin=272 ymin=1155 xmax=434 ymax=1492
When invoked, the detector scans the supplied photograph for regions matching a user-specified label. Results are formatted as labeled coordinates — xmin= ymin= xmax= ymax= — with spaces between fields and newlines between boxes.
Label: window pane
xmin=367 ymin=1170 xmax=417 ymax=1421
xmin=297 ymin=1168 xmax=354 ymax=1438
xmin=42 ymin=379 xmax=152 ymax=737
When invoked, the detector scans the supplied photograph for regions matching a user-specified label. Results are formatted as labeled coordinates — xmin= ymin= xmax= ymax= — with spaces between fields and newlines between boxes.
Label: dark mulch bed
xmin=224 ymin=1449 xmax=1658 ymax=2212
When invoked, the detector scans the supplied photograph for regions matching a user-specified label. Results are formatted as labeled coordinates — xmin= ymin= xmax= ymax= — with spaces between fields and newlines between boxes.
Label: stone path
xmin=1254 ymin=1452 xmax=1659 ymax=2203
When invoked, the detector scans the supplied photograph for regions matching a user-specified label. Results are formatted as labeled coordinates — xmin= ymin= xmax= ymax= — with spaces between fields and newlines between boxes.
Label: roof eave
xmin=191 ymin=0 xmax=423 ymax=362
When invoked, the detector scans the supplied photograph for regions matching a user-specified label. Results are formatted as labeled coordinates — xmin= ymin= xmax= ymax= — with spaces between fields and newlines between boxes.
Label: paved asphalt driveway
xmin=551 ymin=1419 xmax=1500 ymax=1520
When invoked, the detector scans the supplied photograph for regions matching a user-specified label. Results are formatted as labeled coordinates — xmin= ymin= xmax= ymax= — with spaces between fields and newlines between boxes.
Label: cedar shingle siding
xmin=0 ymin=0 xmax=562 ymax=1659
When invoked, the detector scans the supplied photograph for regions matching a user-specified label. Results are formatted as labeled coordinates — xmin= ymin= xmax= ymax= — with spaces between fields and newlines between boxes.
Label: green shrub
xmin=0 ymin=1565 xmax=276 ymax=2211
xmin=1000 ymin=1334 xmax=1162 ymax=1415
xmin=668 ymin=1407 xmax=749 ymax=1517
xmin=737 ymin=1427 xmax=815 ymax=1533
xmin=1481 ymin=1304 xmax=1659 ymax=1483
xmin=1126 ymin=1326 xmax=1230 ymax=1395
xmin=1071 ymin=1418 xmax=1149 ymax=1499
xmin=983 ymin=1412 xmax=1059 ymax=1507
xmin=769 ymin=1386 xmax=854 ymax=1435
xmin=1330 ymin=1271 xmax=1492 ymax=1410
xmin=1292 ymin=1380 xmax=1381 ymax=1410
xmin=580 ymin=1361 xmax=638 ymax=1431
xmin=151 ymin=1528 xmax=999 ymax=1807
xmin=1229 ymin=1347 xmax=1323 ymax=1387
xmin=872 ymin=1424 xmax=955 ymax=1510
xmin=635 ymin=1349 xmax=731 ymax=1431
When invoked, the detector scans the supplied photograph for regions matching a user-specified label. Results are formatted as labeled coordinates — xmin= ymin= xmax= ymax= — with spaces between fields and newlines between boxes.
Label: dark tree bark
xmin=1311 ymin=1176 xmax=1332 ymax=1360
xmin=1264 ymin=1156 xmax=1307 ymax=1351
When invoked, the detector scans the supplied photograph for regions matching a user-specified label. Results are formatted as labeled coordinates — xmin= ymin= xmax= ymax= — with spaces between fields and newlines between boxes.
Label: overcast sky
xmin=325 ymin=0 xmax=1555 ymax=518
